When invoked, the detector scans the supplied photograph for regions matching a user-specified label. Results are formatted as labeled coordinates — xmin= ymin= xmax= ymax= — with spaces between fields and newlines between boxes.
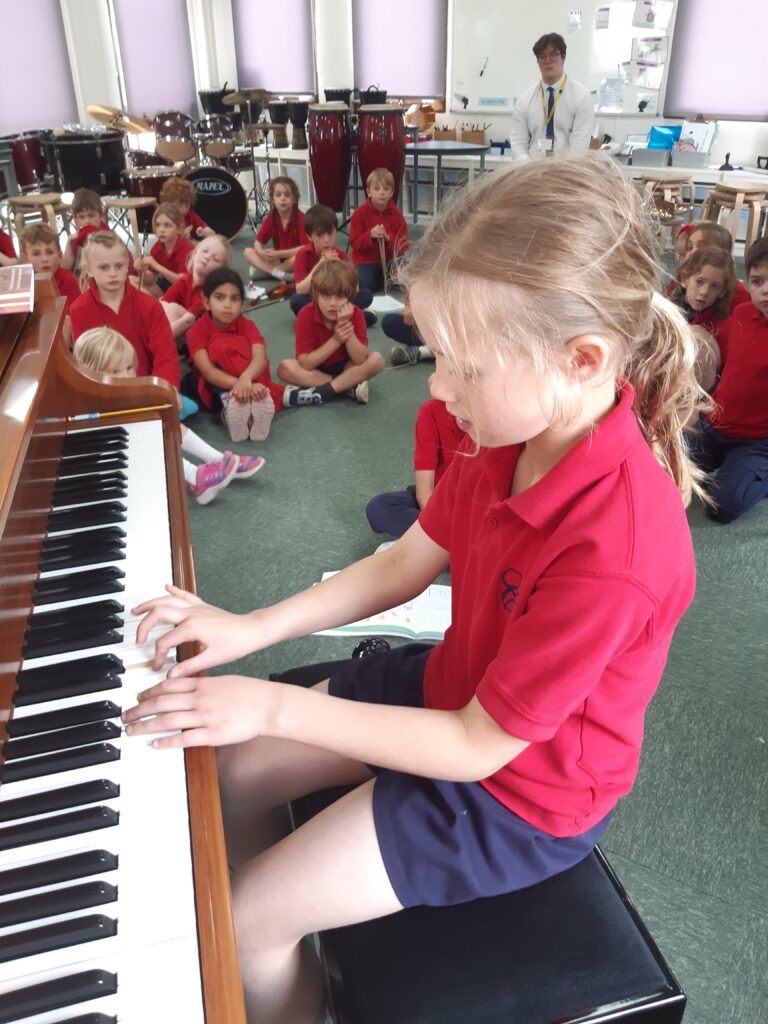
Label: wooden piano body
xmin=0 ymin=277 xmax=246 ymax=1022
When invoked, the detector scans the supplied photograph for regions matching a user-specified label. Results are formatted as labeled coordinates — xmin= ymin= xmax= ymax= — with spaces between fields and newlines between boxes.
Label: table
xmin=404 ymin=141 xmax=490 ymax=223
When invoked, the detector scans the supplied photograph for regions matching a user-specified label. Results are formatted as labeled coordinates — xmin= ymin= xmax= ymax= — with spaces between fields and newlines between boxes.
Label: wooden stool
xmin=700 ymin=182 xmax=768 ymax=251
xmin=102 ymin=195 xmax=157 ymax=255
xmin=639 ymin=174 xmax=696 ymax=224
xmin=8 ymin=192 xmax=63 ymax=240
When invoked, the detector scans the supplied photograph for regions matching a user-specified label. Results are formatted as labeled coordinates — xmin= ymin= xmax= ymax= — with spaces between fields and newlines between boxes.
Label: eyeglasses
xmin=537 ymin=51 xmax=562 ymax=63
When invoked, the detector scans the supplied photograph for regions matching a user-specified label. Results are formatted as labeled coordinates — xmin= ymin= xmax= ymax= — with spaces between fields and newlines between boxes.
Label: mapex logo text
xmin=195 ymin=179 xmax=231 ymax=195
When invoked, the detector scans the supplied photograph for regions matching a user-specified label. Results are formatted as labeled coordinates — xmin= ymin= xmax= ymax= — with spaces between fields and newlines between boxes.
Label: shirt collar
xmin=482 ymin=383 xmax=641 ymax=530
xmin=89 ymin=277 xmax=130 ymax=309
xmin=541 ymin=75 xmax=565 ymax=92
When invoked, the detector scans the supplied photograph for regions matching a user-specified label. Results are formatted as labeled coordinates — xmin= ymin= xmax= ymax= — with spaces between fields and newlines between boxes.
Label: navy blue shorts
xmin=329 ymin=644 xmax=611 ymax=909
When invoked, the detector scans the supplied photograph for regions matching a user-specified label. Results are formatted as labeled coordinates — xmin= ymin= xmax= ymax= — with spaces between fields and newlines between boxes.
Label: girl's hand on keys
xmin=123 ymin=674 xmax=272 ymax=748
xmin=132 ymin=585 xmax=258 ymax=674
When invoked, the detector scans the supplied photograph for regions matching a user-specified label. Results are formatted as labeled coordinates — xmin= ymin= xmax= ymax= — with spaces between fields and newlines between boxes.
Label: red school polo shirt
xmin=150 ymin=236 xmax=194 ymax=277
xmin=0 ymin=229 xmax=15 ymax=259
xmin=70 ymin=280 xmax=180 ymax=388
xmin=161 ymin=273 xmax=204 ymax=315
xmin=418 ymin=384 xmax=695 ymax=838
xmin=185 ymin=209 xmax=209 ymax=236
xmin=186 ymin=311 xmax=282 ymax=411
xmin=413 ymin=400 xmax=468 ymax=484
xmin=293 ymin=244 xmax=348 ymax=284
xmin=53 ymin=267 xmax=81 ymax=312
xmin=295 ymin=301 xmax=367 ymax=370
xmin=349 ymin=198 xmax=409 ymax=265
xmin=709 ymin=301 xmax=768 ymax=439
xmin=256 ymin=210 xmax=308 ymax=251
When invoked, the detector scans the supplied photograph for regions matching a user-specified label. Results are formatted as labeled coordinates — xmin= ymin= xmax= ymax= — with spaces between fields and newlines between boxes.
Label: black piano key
xmin=0 ymin=913 xmax=117 ymax=964
xmin=26 ymin=616 xmax=124 ymax=644
xmin=0 ymin=780 xmax=119 ymax=823
xmin=52 ymin=483 xmax=128 ymax=508
xmin=0 ymin=880 xmax=118 ymax=928
xmin=53 ymin=473 xmax=128 ymax=499
xmin=0 ymin=969 xmax=118 ymax=1024
xmin=41 ymin=526 xmax=127 ymax=553
xmin=6 ymin=701 xmax=122 ymax=739
xmin=0 ymin=743 xmax=120 ymax=784
xmin=14 ymin=675 xmax=122 ymax=707
xmin=26 ymin=600 xmax=125 ymax=634
xmin=4 ymin=721 xmax=121 ymax=760
xmin=46 ymin=502 xmax=128 ymax=533
xmin=56 ymin=455 xmax=127 ymax=479
xmin=0 ymin=850 xmax=118 ymax=897
xmin=15 ymin=654 xmax=124 ymax=705
xmin=33 ymin=566 xmax=126 ymax=606
xmin=22 ymin=628 xmax=123 ymax=660
xmin=38 ymin=546 xmax=126 ymax=573
xmin=0 ymin=806 xmax=119 ymax=853
xmin=61 ymin=434 xmax=128 ymax=456
xmin=62 ymin=424 xmax=128 ymax=447
xmin=53 ymin=1016 xmax=117 ymax=1024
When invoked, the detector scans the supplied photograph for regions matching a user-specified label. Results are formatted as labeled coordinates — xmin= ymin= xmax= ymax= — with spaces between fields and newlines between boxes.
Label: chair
xmin=101 ymin=195 xmax=158 ymax=256
xmin=638 ymin=174 xmax=696 ymax=224
xmin=700 ymin=182 xmax=768 ymax=251
xmin=8 ymin=192 xmax=66 ymax=240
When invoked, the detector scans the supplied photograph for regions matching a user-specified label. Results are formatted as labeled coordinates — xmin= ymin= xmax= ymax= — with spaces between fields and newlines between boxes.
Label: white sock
xmin=182 ymin=428 xmax=223 ymax=464
xmin=418 ymin=345 xmax=434 ymax=360
xmin=271 ymin=268 xmax=286 ymax=280
xmin=182 ymin=458 xmax=197 ymax=486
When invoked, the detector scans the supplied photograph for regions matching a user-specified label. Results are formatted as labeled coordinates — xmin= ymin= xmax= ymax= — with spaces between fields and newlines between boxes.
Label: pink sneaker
xmin=234 ymin=454 xmax=265 ymax=479
xmin=187 ymin=452 xmax=238 ymax=505
xmin=249 ymin=393 xmax=275 ymax=441
xmin=222 ymin=393 xmax=251 ymax=443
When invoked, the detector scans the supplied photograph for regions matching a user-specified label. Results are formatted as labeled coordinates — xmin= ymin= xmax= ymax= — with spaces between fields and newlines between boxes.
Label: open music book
xmin=314 ymin=572 xmax=451 ymax=642
xmin=0 ymin=264 xmax=35 ymax=314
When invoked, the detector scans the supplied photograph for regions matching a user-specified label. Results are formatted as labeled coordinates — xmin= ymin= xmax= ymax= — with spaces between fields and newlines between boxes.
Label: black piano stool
xmin=276 ymin=661 xmax=687 ymax=1024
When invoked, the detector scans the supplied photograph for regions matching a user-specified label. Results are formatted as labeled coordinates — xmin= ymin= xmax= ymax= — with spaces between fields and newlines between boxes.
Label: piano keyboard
xmin=0 ymin=421 xmax=206 ymax=1023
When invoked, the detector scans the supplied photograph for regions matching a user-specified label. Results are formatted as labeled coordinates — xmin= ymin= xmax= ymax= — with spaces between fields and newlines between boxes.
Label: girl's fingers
xmin=124 ymin=711 xmax=202 ymax=736
xmin=150 ymin=728 xmax=211 ymax=750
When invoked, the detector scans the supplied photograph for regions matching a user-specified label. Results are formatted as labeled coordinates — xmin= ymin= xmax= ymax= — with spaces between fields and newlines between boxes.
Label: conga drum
xmin=356 ymin=105 xmax=405 ymax=201
xmin=308 ymin=103 xmax=352 ymax=212
xmin=268 ymin=102 xmax=289 ymax=148
xmin=288 ymin=101 xmax=309 ymax=150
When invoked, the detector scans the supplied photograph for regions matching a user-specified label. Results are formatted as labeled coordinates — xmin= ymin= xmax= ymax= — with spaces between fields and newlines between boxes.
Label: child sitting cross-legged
xmin=186 ymin=268 xmax=284 ymax=442
xmin=73 ymin=327 xmax=264 ymax=505
xmin=278 ymin=261 xmax=385 ymax=407
xmin=135 ymin=203 xmax=195 ymax=296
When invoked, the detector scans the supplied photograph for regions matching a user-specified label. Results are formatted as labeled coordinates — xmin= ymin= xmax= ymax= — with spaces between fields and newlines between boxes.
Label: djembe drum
xmin=357 ymin=104 xmax=405 ymax=200
xmin=288 ymin=101 xmax=309 ymax=150
xmin=307 ymin=103 xmax=352 ymax=212
xmin=268 ymin=102 xmax=289 ymax=148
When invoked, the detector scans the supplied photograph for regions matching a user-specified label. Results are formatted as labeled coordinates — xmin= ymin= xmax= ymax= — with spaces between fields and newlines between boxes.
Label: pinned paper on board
xmin=568 ymin=9 xmax=582 ymax=33
xmin=595 ymin=6 xmax=610 ymax=29
xmin=633 ymin=0 xmax=673 ymax=31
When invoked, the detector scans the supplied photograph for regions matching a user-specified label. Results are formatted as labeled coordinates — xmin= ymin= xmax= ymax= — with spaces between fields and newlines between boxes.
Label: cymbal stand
xmin=244 ymin=97 xmax=270 ymax=230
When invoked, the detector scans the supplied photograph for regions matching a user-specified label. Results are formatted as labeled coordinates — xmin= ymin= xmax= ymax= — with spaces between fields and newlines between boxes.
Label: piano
xmin=0 ymin=279 xmax=246 ymax=1022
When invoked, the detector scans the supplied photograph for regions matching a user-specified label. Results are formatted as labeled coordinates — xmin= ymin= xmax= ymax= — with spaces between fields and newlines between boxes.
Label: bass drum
xmin=184 ymin=166 xmax=247 ymax=239
xmin=42 ymin=129 xmax=125 ymax=194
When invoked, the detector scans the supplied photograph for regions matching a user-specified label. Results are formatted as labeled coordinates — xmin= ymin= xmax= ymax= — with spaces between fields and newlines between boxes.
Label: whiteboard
xmin=449 ymin=0 xmax=672 ymax=113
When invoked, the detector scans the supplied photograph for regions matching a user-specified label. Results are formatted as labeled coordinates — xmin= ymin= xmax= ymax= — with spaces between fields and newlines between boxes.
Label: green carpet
xmin=180 ymin=232 xmax=768 ymax=1024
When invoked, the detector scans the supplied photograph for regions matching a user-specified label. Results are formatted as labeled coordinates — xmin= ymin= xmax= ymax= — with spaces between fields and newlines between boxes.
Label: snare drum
xmin=123 ymin=165 xmax=175 ymax=231
xmin=153 ymin=111 xmax=195 ymax=163
xmin=128 ymin=149 xmax=166 ymax=169
xmin=224 ymin=149 xmax=253 ymax=174
xmin=195 ymin=114 xmax=235 ymax=161
xmin=357 ymin=105 xmax=405 ymax=200
xmin=42 ymin=129 xmax=125 ymax=194
xmin=184 ymin=166 xmax=247 ymax=239
xmin=308 ymin=103 xmax=352 ymax=212
xmin=0 ymin=132 xmax=48 ymax=191
xmin=268 ymin=102 xmax=290 ymax=149
xmin=288 ymin=101 xmax=309 ymax=150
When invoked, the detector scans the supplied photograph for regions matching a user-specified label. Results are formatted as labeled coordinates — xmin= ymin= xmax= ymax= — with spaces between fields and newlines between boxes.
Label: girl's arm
xmin=414 ymin=469 xmax=436 ymax=509
xmin=134 ymin=522 xmax=450 ymax=674
xmin=191 ymin=349 xmax=239 ymax=390
xmin=245 ymin=342 xmax=267 ymax=380
xmin=298 ymin=336 xmax=341 ymax=370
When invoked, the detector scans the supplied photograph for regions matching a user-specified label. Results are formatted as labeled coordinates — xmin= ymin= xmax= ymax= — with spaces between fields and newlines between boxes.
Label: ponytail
xmin=627 ymin=292 xmax=713 ymax=506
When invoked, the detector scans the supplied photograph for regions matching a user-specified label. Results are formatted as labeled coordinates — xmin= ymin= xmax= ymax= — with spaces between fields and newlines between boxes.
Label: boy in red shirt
xmin=62 ymin=189 xmax=110 ymax=270
xmin=350 ymin=167 xmax=409 ymax=294
xmin=20 ymin=223 xmax=80 ymax=311
xmin=690 ymin=237 xmax=768 ymax=522
xmin=289 ymin=204 xmax=375 ymax=324
xmin=0 ymin=228 xmax=16 ymax=266
xmin=158 ymin=177 xmax=214 ymax=240
xmin=186 ymin=268 xmax=284 ymax=442
xmin=279 ymin=261 xmax=384 ymax=406
xmin=366 ymin=397 xmax=467 ymax=547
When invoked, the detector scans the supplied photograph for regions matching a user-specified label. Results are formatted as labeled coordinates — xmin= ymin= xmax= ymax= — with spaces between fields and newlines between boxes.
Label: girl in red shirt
xmin=126 ymin=157 xmax=705 ymax=1024
xmin=161 ymin=234 xmax=231 ymax=338
xmin=243 ymin=177 xmax=307 ymax=296
xmin=186 ymin=268 xmax=284 ymax=441
xmin=0 ymin=228 xmax=16 ymax=266
xmin=136 ymin=203 xmax=195 ymax=296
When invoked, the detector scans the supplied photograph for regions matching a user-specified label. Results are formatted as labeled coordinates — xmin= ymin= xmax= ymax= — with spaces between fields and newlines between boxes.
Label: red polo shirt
xmin=256 ymin=210 xmax=308 ymax=250
xmin=295 ymin=301 xmax=367 ymax=370
xmin=70 ymin=279 xmax=180 ymax=388
xmin=161 ymin=273 xmax=204 ymax=314
xmin=350 ymin=198 xmax=409 ymax=265
xmin=0 ymin=229 xmax=15 ymax=259
xmin=413 ymin=400 xmax=468 ymax=483
xmin=150 ymin=236 xmax=194 ymax=277
xmin=709 ymin=302 xmax=768 ymax=438
xmin=732 ymin=280 xmax=751 ymax=311
xmin=186 ymin=311 xmax=282 ymax=411
xmin=293 ymin=244 xmax=348 ymax=284
xmin=53 ymin=267 xmax=81 ymax=312
xmin=418 ymin=384 xmax=695 ymax=837
xmin=185 ymin=210 xmax=209 ymax=236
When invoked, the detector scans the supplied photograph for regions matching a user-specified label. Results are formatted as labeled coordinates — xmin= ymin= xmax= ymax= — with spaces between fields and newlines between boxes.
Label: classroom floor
xmin=180 ymin=231 xmax=767 ymax=1024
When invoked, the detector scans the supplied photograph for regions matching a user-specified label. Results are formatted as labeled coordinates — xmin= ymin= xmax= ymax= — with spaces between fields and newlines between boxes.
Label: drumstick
xmin=137 ymin=224 xmax=150 ymax=292
xmin=377 ymin=235 xmax=388 ymax=295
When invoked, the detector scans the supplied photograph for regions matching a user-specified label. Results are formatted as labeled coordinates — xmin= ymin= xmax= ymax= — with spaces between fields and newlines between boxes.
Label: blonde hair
xmin=191 ymin=234 xmax=232 ymax=274
xmin=73 ymin=328 xmax=136 ymax=374
xmin=79 ymin=231 xmax=131 ymax=291
xmin=367 ymin=167 xmax=395 ymax=191
xmin=402 ymin=154 xmax=710 ymax=506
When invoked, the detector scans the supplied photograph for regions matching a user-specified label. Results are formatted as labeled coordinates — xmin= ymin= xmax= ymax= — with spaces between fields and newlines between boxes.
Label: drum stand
xmin=243 ymin=97 xmax=271 ymax=230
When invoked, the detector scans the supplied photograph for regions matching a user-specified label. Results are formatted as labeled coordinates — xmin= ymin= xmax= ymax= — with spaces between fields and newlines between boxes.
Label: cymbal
xmin=223 ymin=88 xmax=272 ymax=106
xmin=86 ymin=104 xmax=152 ymax=133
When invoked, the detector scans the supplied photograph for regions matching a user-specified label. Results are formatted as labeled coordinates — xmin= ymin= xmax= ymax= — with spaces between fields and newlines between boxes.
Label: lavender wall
xmin=232 ymin=0 xmax=315 ymax=94
xmin=352 ymin=0 xmax=447 ymax=96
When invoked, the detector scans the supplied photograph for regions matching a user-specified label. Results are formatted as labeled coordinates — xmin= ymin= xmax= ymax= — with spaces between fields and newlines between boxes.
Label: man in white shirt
xmin=508 ymin=32 xmax=595 ymax=160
